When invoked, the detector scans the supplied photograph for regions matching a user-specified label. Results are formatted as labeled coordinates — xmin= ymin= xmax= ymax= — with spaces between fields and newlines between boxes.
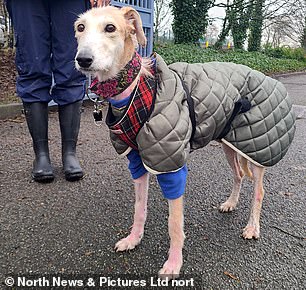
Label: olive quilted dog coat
xmin=109 ymin=54 xmax=296 ymax=174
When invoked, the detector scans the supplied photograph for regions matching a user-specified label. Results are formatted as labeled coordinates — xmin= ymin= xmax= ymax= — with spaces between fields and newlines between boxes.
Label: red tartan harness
xmin=105 ymin=74 xmax=156 ymax=150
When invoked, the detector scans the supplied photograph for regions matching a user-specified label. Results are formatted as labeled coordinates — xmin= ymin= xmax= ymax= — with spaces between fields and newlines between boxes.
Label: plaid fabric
xmin=106 ymin=74 xmax=156 ymax=149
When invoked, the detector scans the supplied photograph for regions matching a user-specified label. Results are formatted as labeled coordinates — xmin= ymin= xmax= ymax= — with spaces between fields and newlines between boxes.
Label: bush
xmin=263 ymin=45 xmax=306 ymax=62
xmin=155 ymin=43 xmax=306 ymax=74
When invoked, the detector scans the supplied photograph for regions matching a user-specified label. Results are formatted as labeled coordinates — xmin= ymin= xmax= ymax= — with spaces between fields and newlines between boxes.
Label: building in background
xmin=113 ymin=0 xmax=154 ymax=56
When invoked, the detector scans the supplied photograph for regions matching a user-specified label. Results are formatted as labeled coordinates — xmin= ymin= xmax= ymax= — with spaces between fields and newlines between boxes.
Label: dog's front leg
xmin=159 ymin=196 xmax=185 ymax=279
xmin=115 ymin=173 xmax=149 ymax=251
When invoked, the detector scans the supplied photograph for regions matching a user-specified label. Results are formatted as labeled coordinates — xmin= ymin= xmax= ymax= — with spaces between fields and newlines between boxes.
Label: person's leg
xmin=50 ymin=0 xmax=88 ymax=106
xmin=23 ymin=102 xmax=54 ymax=182
xmin=58 ymin=100 xmax=83 ymax=181
xmin=50 ymin=0 xmax=89 ymax=181
xmin=6 ymin=0 xmax=53 ymax=103
xmin=7 ymin=0 xmax=54 ymax=181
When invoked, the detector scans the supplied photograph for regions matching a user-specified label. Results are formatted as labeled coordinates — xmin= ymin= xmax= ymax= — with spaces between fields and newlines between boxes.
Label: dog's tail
xmin=240 ymin=157 xmax=253 ymax=180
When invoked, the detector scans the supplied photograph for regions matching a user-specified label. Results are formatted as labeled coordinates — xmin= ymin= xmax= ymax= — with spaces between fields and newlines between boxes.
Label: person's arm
xmin=89 ymin=0 xmax=111 ymax=7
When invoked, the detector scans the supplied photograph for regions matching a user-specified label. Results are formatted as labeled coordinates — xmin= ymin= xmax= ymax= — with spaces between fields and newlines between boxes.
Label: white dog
xmin=74 ymin=6 xmax=295 ymax=279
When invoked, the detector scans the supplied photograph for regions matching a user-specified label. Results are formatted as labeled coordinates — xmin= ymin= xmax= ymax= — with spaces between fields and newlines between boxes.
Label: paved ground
xmin=275 ymin=73 xmax=306 ymax=107
xmin=0 ymin=74 xmax=305 ymax=289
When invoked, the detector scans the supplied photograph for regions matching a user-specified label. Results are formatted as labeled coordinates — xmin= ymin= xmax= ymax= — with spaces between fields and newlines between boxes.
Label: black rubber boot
xmin=58 ymin=101 xmax=84 ymax=181
xmin=23 ymin=102 xmax=54 ymax=182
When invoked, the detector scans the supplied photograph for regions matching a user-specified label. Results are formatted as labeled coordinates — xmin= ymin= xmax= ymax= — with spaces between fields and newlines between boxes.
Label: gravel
xmin=0 ymin=77 xmax=305 ymax=289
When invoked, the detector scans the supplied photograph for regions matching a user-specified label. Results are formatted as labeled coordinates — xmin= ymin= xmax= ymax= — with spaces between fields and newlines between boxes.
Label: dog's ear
xmin=121 ymin=7 xmax=147 ymax=47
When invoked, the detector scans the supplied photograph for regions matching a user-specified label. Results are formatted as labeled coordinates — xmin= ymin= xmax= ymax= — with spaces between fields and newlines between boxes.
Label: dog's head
xmin=74 ymin=6 xmax=146 ymax=81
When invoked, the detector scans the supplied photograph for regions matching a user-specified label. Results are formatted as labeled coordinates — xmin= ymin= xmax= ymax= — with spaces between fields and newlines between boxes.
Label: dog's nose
xmin=76 ymin=53 xmax=94 ymax=69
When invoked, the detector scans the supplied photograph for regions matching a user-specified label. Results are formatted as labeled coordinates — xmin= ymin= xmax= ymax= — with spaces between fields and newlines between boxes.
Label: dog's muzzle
xmin=76 ymin=50 xmax=94 ymax=69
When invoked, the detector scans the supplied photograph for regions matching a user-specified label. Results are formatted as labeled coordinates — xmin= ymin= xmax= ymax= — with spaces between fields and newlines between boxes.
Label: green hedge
xmin=263 ymin=45 xmax=306 ymax=62
xmin=155 ymin=44 xmax=306 ymax=74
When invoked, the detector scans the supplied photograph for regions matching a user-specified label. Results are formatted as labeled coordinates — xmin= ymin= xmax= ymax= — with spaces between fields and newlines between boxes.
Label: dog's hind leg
xmin=243 ymin=165 xmax=265 ymax=239
xmin=115 ymin=173 xmax=149 ymax=251
xmin=159 ymin=196 xmax=185 ymax=280
xmin=239 ymin=156 xmax=253 ymax=180
xmin=219 ymin=143 xmax=244 ymax=212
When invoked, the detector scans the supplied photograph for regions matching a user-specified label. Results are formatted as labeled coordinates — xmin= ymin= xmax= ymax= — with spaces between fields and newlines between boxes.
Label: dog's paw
xmin=219 ymin=200 xmax=237 ymax=212
xmin=158 ymin=258 xmax=182 ymax=280
xmin=114 ymin=234 xmax=142 ymax=252
xmin=242 ymin=225 xmax=260 ymax=239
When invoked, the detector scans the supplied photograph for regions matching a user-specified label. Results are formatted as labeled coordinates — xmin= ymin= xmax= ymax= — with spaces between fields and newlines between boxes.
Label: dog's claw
xmin=158 ymin=255 xmax=183 ymax=280
xmin=219 ymin=200 xmax=238 ymax=212
xmin=114 ymin=234 xmax=142 ymax=252
xmin=158 ymin=258 xmax=182 ymax=280
xmin=242 ymin=225 xmax=260 ymax=239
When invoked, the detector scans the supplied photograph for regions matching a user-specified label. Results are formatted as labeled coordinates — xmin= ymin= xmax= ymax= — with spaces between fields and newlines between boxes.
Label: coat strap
xmin=217 ymin=98 xmax=252 ymax=139
xmin=178 ymin=77 xmax=197 ymax=142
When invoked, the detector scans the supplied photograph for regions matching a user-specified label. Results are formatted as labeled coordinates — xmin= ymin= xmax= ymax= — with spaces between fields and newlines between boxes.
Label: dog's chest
xmin=106 ymin=75 xmax=156 ymax=150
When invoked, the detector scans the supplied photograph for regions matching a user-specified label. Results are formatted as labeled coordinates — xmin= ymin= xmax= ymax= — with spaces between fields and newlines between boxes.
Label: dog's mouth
xmin=78 ymin=66 xmax=98 ymax=72
xmin=80 ymin=67 xmax=111 ymax=77
xmin=76 ymin=60 xmax=110 ymax=74
xmin=76 ymin=63 xmax=108 ymax=74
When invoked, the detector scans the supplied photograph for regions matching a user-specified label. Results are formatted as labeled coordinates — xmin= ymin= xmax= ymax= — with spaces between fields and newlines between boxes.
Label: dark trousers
xmin=6 ymin=0 xmax=90 ymax=105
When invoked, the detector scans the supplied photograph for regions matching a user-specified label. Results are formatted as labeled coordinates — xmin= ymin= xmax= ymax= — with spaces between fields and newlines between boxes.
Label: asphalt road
xmin=0 ymin=74 xmax=305 ymax=290
xmin=275 ymin=73 xmax=306 ymax=107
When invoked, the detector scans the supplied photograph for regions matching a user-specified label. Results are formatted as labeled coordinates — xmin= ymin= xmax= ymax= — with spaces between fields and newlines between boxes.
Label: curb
xmin=271 ymin=71 xmax=306 ymax=79
xmin=293 ymin=105 xmax=306 ymax=119
xmin=0 ymin=102 xmax=23 ymax=120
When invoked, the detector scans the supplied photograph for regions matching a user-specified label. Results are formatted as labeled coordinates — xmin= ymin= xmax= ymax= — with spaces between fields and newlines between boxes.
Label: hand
xmin=90 ymin=0 xmax=111 ymax=7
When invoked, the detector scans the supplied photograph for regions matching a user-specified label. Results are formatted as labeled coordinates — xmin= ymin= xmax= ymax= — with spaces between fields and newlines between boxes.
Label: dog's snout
xmin=76 ymin=51 xmax=94 ymax=69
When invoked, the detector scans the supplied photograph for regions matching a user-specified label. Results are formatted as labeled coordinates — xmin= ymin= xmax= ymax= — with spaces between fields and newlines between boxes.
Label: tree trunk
xmin=231 ymin=0 xmax=254 ymax=50
xmin=301 ymin=16 xmax=306 ymax=49
xmin=214 ymin=0 xmax=231 ymax=49
xmin=248 ymin=0 xmax=265 ymax=51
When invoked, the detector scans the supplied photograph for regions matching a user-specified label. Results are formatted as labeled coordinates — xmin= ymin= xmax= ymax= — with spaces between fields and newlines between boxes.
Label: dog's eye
xmin=77 ymin=24 xmax=85 ymax=33
xmin=105 ymin=24 xmax=116 ymax=33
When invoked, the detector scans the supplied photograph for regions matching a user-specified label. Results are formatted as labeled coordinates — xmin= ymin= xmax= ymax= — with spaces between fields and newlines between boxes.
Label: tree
xmin=154 ymin=0 xmax=172 ymax=42
xmin=263 ymin=0 xmax=306 ymax=48
xmin=214 ymin=0 xmax=253 ymax=49
xmin=231 ymin=0 xmax=253 ymax=49
xmin=248 ymin=0 xmax=265 ymax=51
xmin=263 ymin=16 xmax=290 ymax=47
xmin=302 ymin=16 xmax=306 ymax=49
xmin=214 ymin=0 xmax=232 ymax=49
xmin=214 ymin=0 xmax=306 ymax=50
xmin=0 ymin=0 xmax=13 ymax=48
xmin=172 ymin=0 xmax=214 ymax=44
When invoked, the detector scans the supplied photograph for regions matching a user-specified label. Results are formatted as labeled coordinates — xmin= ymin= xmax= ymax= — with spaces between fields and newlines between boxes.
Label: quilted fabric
xmin=135 ymin=55 xmax=192 ymax=173
xmin=109 ymin=54 xmax=296 ymax=173
xmin=169 ymin=61 xmax=296 ymax=167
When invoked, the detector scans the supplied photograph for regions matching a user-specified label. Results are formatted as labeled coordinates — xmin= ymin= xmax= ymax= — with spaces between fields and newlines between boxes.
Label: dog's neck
xmin=113 ymin=76 xmax=139 ymax=101
xmin=90 ymin=51 xmax=142 ymax=100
